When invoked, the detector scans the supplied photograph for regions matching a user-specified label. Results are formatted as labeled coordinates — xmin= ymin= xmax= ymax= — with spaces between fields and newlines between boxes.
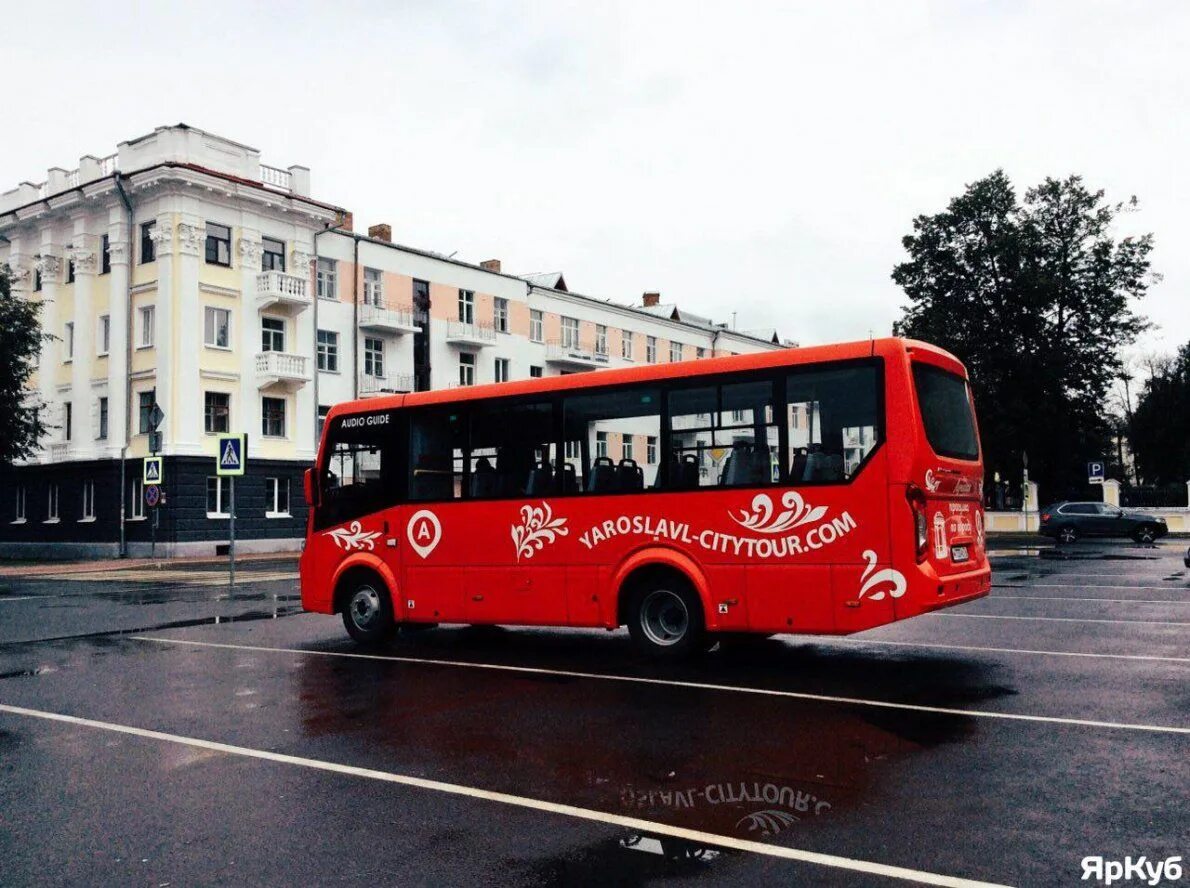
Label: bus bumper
xmin=904 ymin=563 xmax=992 ymax=617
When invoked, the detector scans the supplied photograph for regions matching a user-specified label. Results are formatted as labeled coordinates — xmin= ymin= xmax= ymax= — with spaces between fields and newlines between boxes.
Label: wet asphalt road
xmin=0 ymin=542 xmax=1187 ymax=887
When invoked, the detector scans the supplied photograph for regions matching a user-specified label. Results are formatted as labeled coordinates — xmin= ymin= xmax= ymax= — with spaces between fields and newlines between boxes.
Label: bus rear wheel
xmin=341 ymin=579 xmax=396 ymax=645
xmin=627 ymin=579 xmax=704 ymax=660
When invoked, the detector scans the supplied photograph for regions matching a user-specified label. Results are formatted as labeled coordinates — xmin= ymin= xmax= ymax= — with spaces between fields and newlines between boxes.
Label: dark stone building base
xmin=0 ymin=456 xmax=309 ymax=560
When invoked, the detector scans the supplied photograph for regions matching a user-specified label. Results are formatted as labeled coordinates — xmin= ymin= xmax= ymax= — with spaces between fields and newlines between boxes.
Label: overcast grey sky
xmin=3 ymin=1 xmax=1186 ymax=352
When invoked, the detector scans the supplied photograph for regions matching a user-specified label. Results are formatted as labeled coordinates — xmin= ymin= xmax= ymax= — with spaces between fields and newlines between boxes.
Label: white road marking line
xmin=0 ymin=597 xmax=49 ymax=603
xmin=997 ymin=583 xmax=1188 ymax=593
xmin=131 ymin=636 xmax=1190 ymax=735
xmin=990 ymin=595 xmax=1189 ymax=605
xmin=828 ymin=637 xmax=1190 ymax=664
xmin=935 ymin=613 xmax=1190 ymax=627
xmin=0 ymin=703 xmax=1010 ymax=888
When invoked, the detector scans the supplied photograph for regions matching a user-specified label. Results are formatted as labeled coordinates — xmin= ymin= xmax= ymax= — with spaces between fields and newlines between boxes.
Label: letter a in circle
xmin=407 ymin=510 xmax=442 ymax=559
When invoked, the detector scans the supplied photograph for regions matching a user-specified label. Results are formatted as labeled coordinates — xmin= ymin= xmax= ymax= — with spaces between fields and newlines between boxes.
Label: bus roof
xmin=327 ymin=336 xmax=966 ymax=420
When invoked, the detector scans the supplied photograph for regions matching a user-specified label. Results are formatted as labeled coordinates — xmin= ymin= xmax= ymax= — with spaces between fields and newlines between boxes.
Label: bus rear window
xmin=912 ymin=364 xmax=979 ymax=461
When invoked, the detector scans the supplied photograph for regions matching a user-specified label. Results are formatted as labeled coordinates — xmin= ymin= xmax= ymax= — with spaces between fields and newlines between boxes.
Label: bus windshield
xmin=912 ymin=363 xmax=979 ymax=461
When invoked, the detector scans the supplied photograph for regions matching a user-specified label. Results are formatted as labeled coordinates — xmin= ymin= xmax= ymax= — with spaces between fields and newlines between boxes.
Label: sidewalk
xmin=0 ymin=550 xmax=299 ymax=578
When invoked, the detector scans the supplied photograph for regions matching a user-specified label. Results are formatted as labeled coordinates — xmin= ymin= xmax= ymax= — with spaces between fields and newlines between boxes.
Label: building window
xmin=595 ymin=431 xmax=608 ymax=459
xmin=495 ymin=357 xmax=510 ymax=383
xmin=34 ymin=268 xmax=42 ymax=292
xmin=266 ymin=477 xmax=290 ymax=516
xmin=646 ymin=336 xmax=657 ymax=363
xmin=13 ymin=486 xmax=26 ymax=523
xmin=205 ymin=222 xmax=232 ymax=266
xmin=565 ymin=440 xmax=580 ymax=459
xmin=64 ymin=402 xmax=72 ymax=442
xmin=529 ymin=309 xmax=543 ymax=342
xmin=139 ymin=305 xmax=155 ymax=347
xmin=317 ymin=330 xmax=339 ymax=372
xmin=204 ymin=392 xmax=230 ymax=434
xmin=97 ymin=315 xmax=110 ymax=356
xmin=97 ymin=397 xmax=108 ymax=440
xmin=459 ymin=352 xmax=475 ymax=386
xmin=494 ymin=297 xmax=509 ymax=333
xmin=670 ymin=342 xmax=682 ymax=362
xmin=100 ymin=235 xmax=111 ymax=274
xmin=261 ymin=317 xmax=285 ymax=352
xmin=363 ymin=268 xmax=383 ymax=306
xmin=647 ymin=435 xmax=658 ymax=465
xmin=595 ymin=324 xmax=608 ymax=356
xmin=204 ymin=307 xmax=230 ymax=348
xmin=622 ymin=436 xmax=634 ymax=462
xmin=130 ymin=479 xmax=145 ymax=520
xmin=46 ymin=484 xmax=59 ymax=522
xmin=140 ymin=221 xmax=155 ymax=264
xmin=138 ymin=390 xmax=155 ymax=434
xmin=363 ymin=337 xmax=384 ymax=377
xmin=206 ymin=476 xmax=230 ymax=516
xmin=67 ymin=257 xmax=75 ymax=284
xmin=316 ymin=258 xmax=337 ymax=299
xmin=696 ymin=347 xmax=706 ymax=360
xmin=458 ymin=289 xmax=475 ymax=324
xmin=529 ymin=365 xmax=543 ymax=378
xmin=81 ymin=481 xmax=96 ymax=521
xmin=622 ymin=331 xmax=634 ymax=360
xmin=262 ymin=237 xmax=285 ymax=272
xmin=64 ymin=322 xmax=74 ymax=361
xmin=561 ymin=316 xmax=579 ymax=349
xmin=262 ymin=397 xmax=286 ymax=437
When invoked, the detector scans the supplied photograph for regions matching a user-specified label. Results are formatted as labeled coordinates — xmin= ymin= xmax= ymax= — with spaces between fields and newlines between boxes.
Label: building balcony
xmin=47 ymin=442 xmax=69 ymax=462
xmin=445 ymin=320 xmax=496 ymax=347
xmin=359 ymin=301 xmax=420 ymax=334
xmin=359 ymin=372 xmax=414 ymax=397
xmin=545 ymin=340 xmax=610 ymax=369
xmin=256 ymin=351 xmax=310 ymax=390
xmin=256 ymin=271 xmax=310 ymax=314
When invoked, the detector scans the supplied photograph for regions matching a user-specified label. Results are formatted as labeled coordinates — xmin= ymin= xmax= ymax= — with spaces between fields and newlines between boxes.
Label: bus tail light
xmin=907 ymin=485 xmax=928 ymax=562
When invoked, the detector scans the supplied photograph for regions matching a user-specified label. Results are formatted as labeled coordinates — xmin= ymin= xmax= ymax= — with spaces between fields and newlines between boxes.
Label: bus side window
xmin=563 ymin=386 xmax=661 ymax=494
xmin=786 ymin=365 xmax=880 ymax=484
xmin=468 ymin=399 xmax=556 ymax=499
xmin=668 ymin=378 xmax=778 ymax=488
xmin=409 ymin=407 xmax=466 ymax=501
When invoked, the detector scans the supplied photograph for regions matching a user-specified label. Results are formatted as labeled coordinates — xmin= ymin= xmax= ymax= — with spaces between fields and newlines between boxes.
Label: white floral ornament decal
xmin=857 ymin=550 xmax=907 ymax=601
xmin=730 ymin=491 xmax=827 ymax=535
xmin=326 ymin=520 xmax=381 ymax=552
xmin=511 ymin=502 xmax=569 ymax=562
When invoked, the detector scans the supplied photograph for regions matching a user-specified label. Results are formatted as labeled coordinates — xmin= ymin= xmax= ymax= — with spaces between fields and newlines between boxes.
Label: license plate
xmin=951 ymin=545 xmax=969 ymax=563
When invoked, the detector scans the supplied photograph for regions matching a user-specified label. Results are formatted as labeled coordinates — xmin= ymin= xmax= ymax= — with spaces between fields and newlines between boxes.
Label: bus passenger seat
xmin=617 ymin=458 xmax=644 ymax=491
xmin=470 ymin=456 xmax=497 ymax=498
xmin=679 ymin=454 xmax=700 ymax=489
xmin=790 ymin=447 xmax=809 ymax=483
xmin=587 ymin=456 xmax=619 ymax=493
xmin=557 ymin=462 xmax=579 ymax=493
xmin=524 ymin=462 xmax=555 ymax=496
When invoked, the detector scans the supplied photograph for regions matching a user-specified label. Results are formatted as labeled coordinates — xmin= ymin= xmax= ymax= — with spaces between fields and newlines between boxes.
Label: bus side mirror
xmin=304 ymin=468 xmax=319 ymax=508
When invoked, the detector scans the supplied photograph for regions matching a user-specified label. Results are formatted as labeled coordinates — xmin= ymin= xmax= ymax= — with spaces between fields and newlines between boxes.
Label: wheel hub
xmin=350 ymin=586 xmax=381 ymax=628
xmin=641 ymin=589 xmax=689 ymax=646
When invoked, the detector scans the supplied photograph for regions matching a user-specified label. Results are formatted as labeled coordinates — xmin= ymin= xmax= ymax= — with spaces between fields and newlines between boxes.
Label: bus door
xmin=910 ymin=362 xmax=986 ymax=593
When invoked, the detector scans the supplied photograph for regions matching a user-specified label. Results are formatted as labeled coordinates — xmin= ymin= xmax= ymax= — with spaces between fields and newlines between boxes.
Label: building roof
xmin=519 ymin=271 xmax=568 ymax=291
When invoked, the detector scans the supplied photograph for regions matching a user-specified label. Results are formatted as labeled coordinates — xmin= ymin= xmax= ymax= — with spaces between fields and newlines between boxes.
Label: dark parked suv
xmin=1039 ymin=502 xmax=1168 ymax=544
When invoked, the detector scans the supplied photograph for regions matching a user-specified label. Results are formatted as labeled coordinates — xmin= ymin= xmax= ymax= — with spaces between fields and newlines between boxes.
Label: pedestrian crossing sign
xmin=143 ymin=456 xmax=163 ymax=484
xmin=216 ymin=434 xmax=247 ymax=477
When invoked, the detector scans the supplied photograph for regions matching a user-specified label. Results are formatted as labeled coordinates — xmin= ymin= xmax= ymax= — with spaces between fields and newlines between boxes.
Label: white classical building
xmin=0 ymin=124 xmax=790 ymax=557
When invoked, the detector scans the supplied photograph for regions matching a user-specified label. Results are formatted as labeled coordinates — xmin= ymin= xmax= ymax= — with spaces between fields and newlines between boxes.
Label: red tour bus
xmin=300 ymin=337 xmax=990 ymax=658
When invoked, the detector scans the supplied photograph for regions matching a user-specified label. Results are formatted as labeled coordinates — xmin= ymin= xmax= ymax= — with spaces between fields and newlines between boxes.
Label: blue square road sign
xmin=217 ymin=434 xmax=247 ymax=477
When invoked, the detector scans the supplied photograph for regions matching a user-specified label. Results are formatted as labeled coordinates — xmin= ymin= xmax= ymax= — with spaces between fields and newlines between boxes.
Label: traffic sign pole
xmin=229 ymin=476 xmax=236 ymax=588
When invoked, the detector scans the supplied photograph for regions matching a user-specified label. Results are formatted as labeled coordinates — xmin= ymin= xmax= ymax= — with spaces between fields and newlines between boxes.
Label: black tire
xmin=341 ymin=577 xmax=396 ymax=645
xmin=1131 ymin=525 xmax=1159 ymax=544
xmin=1056 ymin=525 xmax=1079 ymax=544
xmin=626 ymin=575 xmax=705 ymax=660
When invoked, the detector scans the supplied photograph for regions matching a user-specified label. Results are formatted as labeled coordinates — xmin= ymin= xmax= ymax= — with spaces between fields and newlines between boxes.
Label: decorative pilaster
xmin=69 ymin=225 xmax=98 ymax=459
xmin=292 ymin=243 xmax=316 ymax=459
xmin=104 ymin=206 xmax=131 ymax=457
xmin=174 ymin=215 xmax=204 ymax=453
xmin=35 ymin=244 xmax=63 ymax=460
xmin=148 ymin=218 xmax=175 ymax=453
xmin=238 ymin=230 xmax=263 ymax=437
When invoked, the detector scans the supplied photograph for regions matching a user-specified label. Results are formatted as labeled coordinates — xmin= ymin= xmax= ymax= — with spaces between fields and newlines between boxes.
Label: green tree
xmin=0 ymin=266 xmax=47 ymax=465
xmin=1128 ymin=343 xmax=1190 ymax=487
xmin=892 ymin=171 xmax=1154 ymax=500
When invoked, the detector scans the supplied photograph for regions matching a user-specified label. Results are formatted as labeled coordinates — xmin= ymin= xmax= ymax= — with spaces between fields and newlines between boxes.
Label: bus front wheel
xmin=341 ymin=579 xmax=396 ymax=645
xmin=627 ymin=579 xmax=705 ymax=660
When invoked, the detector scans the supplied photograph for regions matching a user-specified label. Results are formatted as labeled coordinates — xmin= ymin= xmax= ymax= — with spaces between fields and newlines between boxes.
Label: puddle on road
xmin=291 ymin=630 xmax=1006 ymax=849
xmin=519 ymin=831 xmax=731 ymax=883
